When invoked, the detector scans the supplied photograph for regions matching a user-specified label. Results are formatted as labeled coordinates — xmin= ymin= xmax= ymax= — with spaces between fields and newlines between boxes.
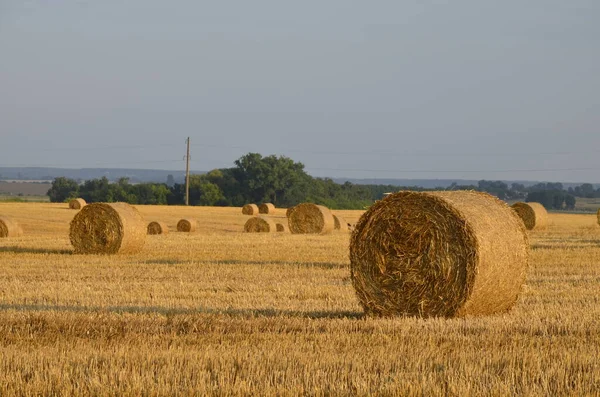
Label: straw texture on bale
xmin=276 ymin=222 xmax=288 ymax=232
xmin=0 ymin=216 xmax=23 ymax=238
xmin=147 ymin=221 xmax=169 ymax=235
xmin=244 ymin=216 xmax=276 ymax=233
xmin=69 ymin=202 xmax=146 ymax=254
xmin=333 ymin=214 xmax=348 ymax=231
xmin=286 ymin=206 xmax=296 ymax=217
xmin=177 ymin=218 xmax=197 ymax=233
xmin=350 ymin=191 xmax=529 ymax=318
xmin=259 ymin=203 xmax=276 ymax=214
xmin=511 ymin=202 xmax=548 ymax=230
xmin=288 ymin=203 xmax=335 ymax=234
xmin=242 ymin=204 xmax=259 ymax=215
xmin=68 ymin=198 xmax=86 ymax=210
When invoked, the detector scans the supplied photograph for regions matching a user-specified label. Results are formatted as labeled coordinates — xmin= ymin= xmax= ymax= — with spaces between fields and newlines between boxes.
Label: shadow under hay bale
xmin=350 ymin=191 xmax=529 ymax=318
xmin=242 ymin=204 xmax=259 ymax=216
xmin=244 ymin=216 xmax=276 ymax=233
xmin=258 ymin=203 xmax=275 ymax=214
xmin=68 ymin=198 xmax=86 ymax=210
xmin=0 ymin=216 xmax=23 ymax=238
xmin=69 ymin=202 xmax=146 ymax=254
xmin=177 ymin=218 xmax=198 ymax=233
xmin=147 ymin=221 xmax=169 ymax=235
xmin=511 ymin=202 xmax=548 ymax=230
xmin=288 ymin=203 xmax=334 ymax=234
xmin=333 ymin=214 xmax=348 ymax=231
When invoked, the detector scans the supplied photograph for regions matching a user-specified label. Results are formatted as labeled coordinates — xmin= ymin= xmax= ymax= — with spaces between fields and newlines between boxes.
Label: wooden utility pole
xmin=185 ymin=137 xmax=190 ymax=206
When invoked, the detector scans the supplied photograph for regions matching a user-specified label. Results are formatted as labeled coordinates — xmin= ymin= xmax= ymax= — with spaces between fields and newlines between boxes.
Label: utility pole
xmin=185 ymin=137 xmax=190 ymax=206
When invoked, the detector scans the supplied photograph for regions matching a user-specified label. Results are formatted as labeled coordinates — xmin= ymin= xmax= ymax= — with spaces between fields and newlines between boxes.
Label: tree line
xmin=47 ymin=152 xmax=586 ymax=210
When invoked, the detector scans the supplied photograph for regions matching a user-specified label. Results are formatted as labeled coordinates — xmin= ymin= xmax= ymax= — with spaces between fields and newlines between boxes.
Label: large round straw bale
xmin=333 ymin=214 xmax=348 ymax=231
xmin=68 ymin=198 xmax=86 ymax=210
xmin=242 ymin=204 xmax=259 ymax=215
xmin=147 ymin=221 xmax=169 ymax=235
xmin=0 ymin=216 xmax=23 ymax=238
xmin=350 ymin=191 xmax=529 ymax=318
xmin=177 ymin=218 xmax=197 ymax=233
xmin=288 ymin=203 xmax=334 ymax=234
xmin=244 ymin=216 xmax=276 ymax=233
xmin=258 ymin=203 xmax=275 ymax=214
xmin=276 ymin=222 xmax=288 ymax=232
xmin=69 ymin=202 xmax=145 ymax=254
xmin=511 ymin=202 xmax=548 ymax=230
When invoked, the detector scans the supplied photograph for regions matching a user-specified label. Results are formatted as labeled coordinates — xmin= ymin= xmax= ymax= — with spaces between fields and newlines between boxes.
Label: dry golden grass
xmin=1 ymin=202 xmax=600 ymax=395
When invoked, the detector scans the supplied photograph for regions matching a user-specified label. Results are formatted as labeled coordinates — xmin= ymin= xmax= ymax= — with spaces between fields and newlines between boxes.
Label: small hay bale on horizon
xmin=597 ymin=208 xmax=600 ymax=226
xmin=276 ymin=222 xmax=288 ymax=232
xmin=69 ymin=202 xmax=146 ymax=254
xmin=259 ymin=203 xmax=276 ymax=214
xmin=177 ymin=218 xmax=198 ymax=233
xmin=147 ymin=221 xmax=169 ymax=235
xmin=244 ymin=216 xmax=276 ymax=233
xmin=350 ymin=190 xmax=529 ymax=318
xmin=333 ymin=214 xmax=349 ymax=231
xmin=511 ymin=202 xmax=548 ymax=230
xmin=68 ymin=198 xmax=86 ymax=210
xmin=0 ymin=216 xmax=23 ymax=238
xmin=242 ymin=204 xmax=259 ymax=215
xmin=288 ymin=203 xmax=334 ymax=234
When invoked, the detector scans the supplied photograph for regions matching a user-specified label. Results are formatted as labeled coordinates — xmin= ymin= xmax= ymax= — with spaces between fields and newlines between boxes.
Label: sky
xmin=1 ymin=1 xmax=599 ymax=182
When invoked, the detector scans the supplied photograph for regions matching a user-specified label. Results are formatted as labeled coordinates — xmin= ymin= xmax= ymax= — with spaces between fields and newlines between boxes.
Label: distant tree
xmin=564 ymin=194 xmax=576 ymax=210
xmin=47 ymin=177 xmax=79 ymax=202
xmin=166 ymin=174 xmax=175 ymax=187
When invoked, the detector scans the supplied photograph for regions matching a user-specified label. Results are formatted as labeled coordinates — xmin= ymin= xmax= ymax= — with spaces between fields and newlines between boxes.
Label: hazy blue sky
xmin=1 ymin=1 xmax=599 ymax=182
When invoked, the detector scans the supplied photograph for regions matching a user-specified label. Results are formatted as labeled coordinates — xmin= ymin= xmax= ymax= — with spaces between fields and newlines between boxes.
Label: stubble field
xmin=0 ymin=202 xmax=599 ymax=395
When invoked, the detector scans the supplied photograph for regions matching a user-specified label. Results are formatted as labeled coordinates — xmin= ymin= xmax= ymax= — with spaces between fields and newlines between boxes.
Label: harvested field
xmin=0 ymin=202 xmax=599 ymax=395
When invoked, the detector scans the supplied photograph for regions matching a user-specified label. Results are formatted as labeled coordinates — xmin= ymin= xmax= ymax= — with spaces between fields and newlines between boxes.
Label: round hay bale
xmin=276 ymin=222 xmax=288 ymax=232
xmin=177 ymin=218 xmax=197 ymax=233
xmin=0 ymin=216 xmax=23 ymax=238
xmin=597 ymin=209 xmax=600 ymax=226
xmin=333 ymin=214 xmax=348 ymax=231
xmin=69 ymin=202 xmax=146 ymax=254
xmin=68 ymin=198 xmax=86 ymax=210
xmin=147 ymin=221 xmax=169 ymax=235
xmin=242 ymin=204 xmax=259 ymax=216
xmin=286 ymin=206 xmax=296 ymax=217
xmin=288 ymin=203 xmax=334 ymax=234
xmin=258 ymin=203 xmax=275 ymax=214
xmin=511 ymin=202 xmax=548 ymax=230
xmin=350 ymin=191 xmax=529 ymax=318
xmin=244 ymin=216 xmax=276 ymax=233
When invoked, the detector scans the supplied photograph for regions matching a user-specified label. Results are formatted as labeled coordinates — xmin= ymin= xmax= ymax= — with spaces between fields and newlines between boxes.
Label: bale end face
xmin=69 ymin=202 xmax=146 ymax=254
xmin=288 ymin=203 xmax=334 ymax=234
xmin=333 ymin=214 xmax=348 ymax=231
xmin=177 ymin=219 xmax=197 ymax=233
xmin=147 ymin=221 xmax=169 ymax=235
xmin=244 ymin=216 xmax=276 ymax=233
xmin=275 ymin=222 xmax=288 ymax=232
xmin=350 ymin=191 xmax=529 ymax=318
xmin=68 ymin=198 xmax=86 ymax=210
xmin=258 ymin=203 xmax=276 ymax=214
xmin=511 ymin=202 xmax=548 ymax=230
xmin=0 ymin=216 xmax=24 ymax=238
xmin=242 ymin=204 xmax=259 ymax=216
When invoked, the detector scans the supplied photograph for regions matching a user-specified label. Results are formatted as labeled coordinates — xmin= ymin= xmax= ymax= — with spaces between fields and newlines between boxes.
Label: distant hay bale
xmin=259 ymin=203 xmax=275 ymax=214
xmin=147 ymin=221 xmax=169 ymax=235
xmin=276 ymin=222 xmax=288 ymax=232
xmin=242 ymin=204 xmax=259 ymax=215
xmin=511 ymin=202 xmax=548 ymax=230
xmin=69 ymin=202 xmax=146 ymax=254
xmin=68 ymin=198 xmax=86 ymax=210
xmin=286 ymin=206 xmax=296 ymax=217
xmin=350 ymin=191 xmax=529 ymax=318
xmin=0 ymin=216 xmax=23 ymax=238
xmin=244 ymin=216 xmax=276 ymax=233
xmin=288 ymin=203 xmax=334 ymax=234
xmin=177 ymin=218 xmax=197 ymax=233
xmin=597 ymin=209 xmax=600 ymax=226
xmin=333 ymin=214 xmax=348 ymax=231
